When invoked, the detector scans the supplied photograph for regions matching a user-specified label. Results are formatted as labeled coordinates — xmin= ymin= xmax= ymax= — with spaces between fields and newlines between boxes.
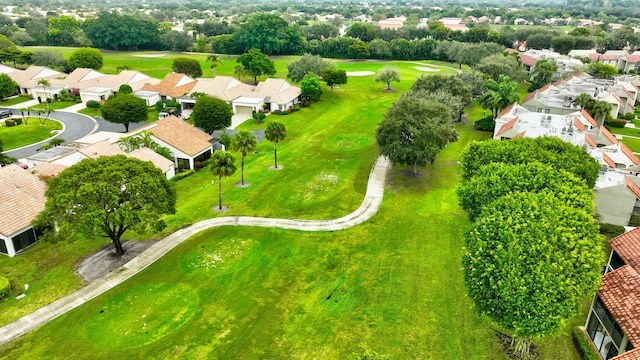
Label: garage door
xmin=235 ymin=106 xmax=253 ymax=115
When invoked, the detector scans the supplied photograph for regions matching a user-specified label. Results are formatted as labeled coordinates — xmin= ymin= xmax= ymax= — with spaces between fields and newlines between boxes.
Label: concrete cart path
xmin=0 ymin=155 xmax=391 ymax=346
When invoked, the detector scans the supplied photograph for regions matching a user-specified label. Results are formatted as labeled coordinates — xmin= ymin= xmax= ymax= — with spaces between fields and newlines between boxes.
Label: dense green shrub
xmin=474 ymin=116 xmax=495 ymax=132
xmin=572 ymin=327 xmax=600 ymax=360
xmin=624 ymin=112 xmax=636 ymax=121
xmin=171 ymin=169 xmax=195 ymax=182
xmin=4 ymin=119 xmax=15 ymax=126
xmin=599 ymin=223 xmax=626 ymax=238
xmin=605 ymin=119 xmax=627 ymax=128
xmin=0 ymin=276 xmax=10 ymax=299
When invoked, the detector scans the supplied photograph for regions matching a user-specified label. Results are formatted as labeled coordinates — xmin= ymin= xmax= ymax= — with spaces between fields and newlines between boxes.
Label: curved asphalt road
xmin=4 ymin=110 xmax=151 ymax=159
xmin=3 ymin=110 xmax=97 ymax=159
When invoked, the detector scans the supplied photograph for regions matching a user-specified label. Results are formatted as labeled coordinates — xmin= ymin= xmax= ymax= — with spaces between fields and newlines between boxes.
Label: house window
xmin=177 ymin=158 xmax=190 ymax=170
xmin=588 ymin=296 xmax=626 ymax=359
xmin=0 ymin=239 xmax=7 ymax=254
xmin=11 ymin=227 xmax=38 ymax=253
xmin=607 ymin=251 xmax=625 ymax=273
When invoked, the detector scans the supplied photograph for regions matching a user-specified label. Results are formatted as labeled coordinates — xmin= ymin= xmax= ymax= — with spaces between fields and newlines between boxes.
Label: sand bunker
xmin=346 ymin=71 xmax=375 ymax=76
xmin=415 ymin=66 xmax=439 ymax=72
xmin=134 ymin=53 xmax=167 ymax=58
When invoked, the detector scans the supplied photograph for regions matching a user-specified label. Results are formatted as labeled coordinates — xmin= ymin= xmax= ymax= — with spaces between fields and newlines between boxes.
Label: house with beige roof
xmin=584 ymin=227 xmax=640 ymax=359
xmin=141 ymin=72 xmax=198 ymax=102
xmin=0 ymin=164 xmax=47 ymax=257
xmin=177 ymin=76 xmax=256 ymax=115
xmin=3 ymin=65 xmax=64 ymax=98
xmin=136 ymin=115 xmax=213 ymax=170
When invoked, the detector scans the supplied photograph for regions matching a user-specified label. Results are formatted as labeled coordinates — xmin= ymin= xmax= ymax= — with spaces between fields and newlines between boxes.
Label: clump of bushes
xmin=4 ymin=118 xmax=21 ymax=127
xmin=252 ymin=111 xmax=266 ymax=124
xmin=171 ymin=169 xmax=195 ymax=182
xmin=605 ymin=119 xmax=627 ymax=128
xmin=629 ymin=213 xmax=640 ymax=227
xmin=474 ymin=116 xmax=496 ymax=132
xmin=0 ymin=276 xmax=10 ymax=299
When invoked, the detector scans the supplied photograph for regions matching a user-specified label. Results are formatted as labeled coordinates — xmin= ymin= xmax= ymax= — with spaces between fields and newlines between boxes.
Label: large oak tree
xmin=35 ymin=155 xmax=176 ymax=256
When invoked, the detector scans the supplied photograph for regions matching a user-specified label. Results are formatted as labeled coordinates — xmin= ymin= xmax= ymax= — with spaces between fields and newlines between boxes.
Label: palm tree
xmin=209 ymin=151 xmax=237 ymax=211
xmin=480 ymin=75 xmax=519 ymax=119
xmin=231 ymin=130 xmax=257 ymax=186
xmin=206 ymin=54 xmax=223 ymax=78
xmin=37 ymin=79 xmax=51 ymax=111
xmin=572 ymin=93 xmax=593 ymax=111
xmin=590 ymin=100 xmax=613 ymax=127
xmin=265 ymin=121 xmax=287 ymax=169
xmin=234 ymin=65 xmax=245 ymax=80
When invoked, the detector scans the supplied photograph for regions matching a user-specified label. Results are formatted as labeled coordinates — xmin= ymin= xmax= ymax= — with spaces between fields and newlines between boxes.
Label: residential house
xmin=522 ymin=73 xmax=636 ymax=119
xmin=519 ymin=49 xmax=584 ymax=80
xmin=245 ymin=78 xmax=301 ymax=112
xmin=138 ymin=115 xmax=214 ymax=170
xmin=0 ymin=164 xmax=46 ymax=257
xmin=140 ymin=72 xmax=198 ymax=102
xmin=378 ymin=17 xmax=405 ymax=30
xmin=619 ymin=54 xmax=640 ymax=74
xmin=4 ymin=65 xmax=63 ymax=97
xmin=177 ymin=76 xmax=255 ymax=115
xmin=584 ymin=227 xmax=640 ymax=359
xmin=134 ymin=90 xmax=162 ymax=106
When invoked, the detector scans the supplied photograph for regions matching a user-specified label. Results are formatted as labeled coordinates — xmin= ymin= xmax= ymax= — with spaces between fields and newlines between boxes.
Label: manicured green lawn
xmin=0 ymin=96 xmax=30 ymax=106
xmin=620 ymin=136 xmax=640 ymax=153
xmin=0 ymin=54 xmax=585 ymax=359
xmin=78 ymin=106 xmax=159 ymax=123
xmin=608 ymin=125 xmax=640 ymax=137
xmin=0 ymin=118 xmax=62 ymax=150
xmin=28 ymin=101 xmax=79 ymax=111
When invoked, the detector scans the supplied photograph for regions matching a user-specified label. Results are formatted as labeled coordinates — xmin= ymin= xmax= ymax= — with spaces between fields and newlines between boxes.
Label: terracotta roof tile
xmin=31 ymin=163 xmax=67 ymax=177
xmin=574 ymin=117 xmax=585 ymax=131
xmin=496 ymin=117 xmax=519 ymax=137
xmin=614 ymin=93 xmax=627 ymax=106
xmin=626 ymin=176 xmax=640 ymax=199
xmin=523 ymin=90 xmax=538 ymax=104
xmin=612 ymin=348 xmax=640 ymax=360
xmin=585 ymin=134 xmax=597 ymax=147
xmin=146 ymin=116 xmax=213 ymax=157
xmin=602 ymin=127 xmax=619 ymax=144
xmin=603 ymin=152 xmax=617 ymax=167
xmin=610 ymin=227 xmax=640 ymax=272
xmin=512 ymin=130 xmax=526 ymax=139
xmin=627 ymin=55 xmax=640 ymax=64
xmin=599 ymin=264 xmax=640 ymax=348
xmin=621 ymin=142 xmax=640 ymax=165
xmin=519 ymin=53 xmax=537 ymax=67
xmin=497 ymin=102 xmax=517 ymax=118
xmin=582 ymin=109 xmax=598 ymax=127
xmin=0 ymin=165 xmax=47 ymax=236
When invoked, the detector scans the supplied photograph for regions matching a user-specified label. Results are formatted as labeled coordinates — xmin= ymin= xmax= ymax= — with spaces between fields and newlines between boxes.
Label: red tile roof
xmin=603 ymin=152 xmax=616 ymax=167
xmin=614 ymin=93 xmax=626 ymax=106
xmin=495 ymin=117 xmax=518 ymax=137
xmin=141 ymin=73 xmax=197 ymax=98
xmin=146 ymin=116 xmax=213 ymax=157
xmin=627 ymin=55 xmax=640 ymax=64
xmin=610 ymin=224 xmax=640 ymax=272
xmin=612 ymin=347 xmax=640 ymax=360
xmin=582 ymin=109 xmax=598 ymax=127
xmin=601 ymin=54 xmax=620 ymax=61
xmin=621 ymin=142 xmax=640 ymax=165
xmin=626 ymin=176 xmax=640 ymax=199
xmin=585 ymin=134 xmax=597 ymax=147
xmin=512 ymin=131 xmax=526 ymax=139
xmin=522 ymin=90 xmax=537 ymax=104
xmin=497 ymin=102 xmax=517 ymax=118
xmin=574 ymin=117 xmax=585 ymax=131
xmin=602 ymin=127 xmax=619 ymax=144
xmin=599 ymin=264 xmax=640 ymax=348
xmin=519 ymin=53 xmax=537 ymax=67
xmin=589 ymin=53 xmax=601 ymax=62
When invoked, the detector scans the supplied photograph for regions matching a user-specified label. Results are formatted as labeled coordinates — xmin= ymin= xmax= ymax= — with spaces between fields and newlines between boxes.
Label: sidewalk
xmin=61 ymin=103 xmax=87 ymax=113
xmin=0 ymin=156 xmax=391 ymax=345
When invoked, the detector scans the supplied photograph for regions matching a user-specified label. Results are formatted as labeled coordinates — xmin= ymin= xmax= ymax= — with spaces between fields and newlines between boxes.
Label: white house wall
xmin=80 ymin=91 xmax=110 ymax=104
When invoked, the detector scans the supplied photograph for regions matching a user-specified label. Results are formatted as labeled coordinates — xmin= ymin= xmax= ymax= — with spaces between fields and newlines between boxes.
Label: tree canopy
xmin=210 ymin=150 xmax=237 ymax=210
xmin=286 ymin=53 xmax=334 ymax=83
xmin=172 ymin=57 xmax=203 ymax=78
xmin=460 ymin=137 xmax=601 ymax=188
xmin=84 ymin=12 xmax=161 ymax=51
xmin=300 ymin=73 xmax=323 ymax=103
xmin=0 ymin=73 xmax=17 ymax=100
xmin=236 ymin=48 xmax=276 ymax=84
xmin=233 ymin=13 xmax=305 ymax=55
xmin=320 ymin=68 xmax=347 ymax=96
xmin=231 ymin=130 xmax=257 ymax=186
xmin=374 ymin=67 xmax=400 ymax=90
xmin=479 ymin=75 xmax=519 ymax=119
xmin=101 ymin=93 xmax=148 ymax=132
xmin=457 ymin=162 xmax=594 ymax=221
xmin=463 ymin=191 xmax=603 ymax=356
xmin=35 ymin=155 xmax=176 ymax=256
xmin=192 ymin=95 xmax=232 ymax=134
xmin=376 ymin=93 xmax=458 ymax=174
xmin=265 ymin=121 xmax=286 ymax=169
xmin=68 ymin=47 xmax=103 ymax=71
xmin=529 ymin=58 xmax=558 ymax=92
